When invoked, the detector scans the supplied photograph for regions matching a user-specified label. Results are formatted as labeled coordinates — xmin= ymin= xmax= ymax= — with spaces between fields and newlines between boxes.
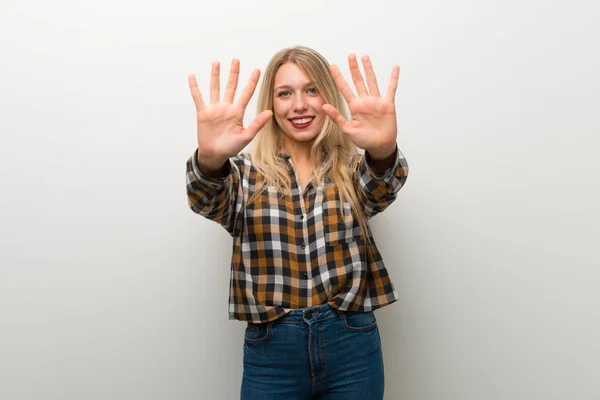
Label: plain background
xmin=1 ymin=0 xmax=599 ymax=399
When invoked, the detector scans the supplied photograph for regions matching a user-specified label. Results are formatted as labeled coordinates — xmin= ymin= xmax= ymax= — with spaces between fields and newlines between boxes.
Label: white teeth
xmin=290 ymin=117 xmax=314 ymax=124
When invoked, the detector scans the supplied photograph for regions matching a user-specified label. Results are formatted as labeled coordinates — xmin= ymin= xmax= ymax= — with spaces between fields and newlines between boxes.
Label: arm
xmin=186 ymin=149 xmax=240 ymax=234
xmin=185 ymin=58 xmax=270 ymax=233
xmin=353 ymin=145 xmax=409 ymax=219
xmin=322 ymin=53 xmax=408 ymax=219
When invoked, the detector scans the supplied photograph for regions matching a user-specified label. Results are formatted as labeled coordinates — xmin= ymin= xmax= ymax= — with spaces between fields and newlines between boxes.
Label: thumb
xmin=322 ymin=104 xmax=352 ymax=134
xmin=243 ymin=110 xmax=273 ymax=141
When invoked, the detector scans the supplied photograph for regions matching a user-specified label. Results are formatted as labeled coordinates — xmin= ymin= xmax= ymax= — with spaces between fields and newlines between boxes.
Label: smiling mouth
xmin=289 ymin=117 xmax=315 ymax=128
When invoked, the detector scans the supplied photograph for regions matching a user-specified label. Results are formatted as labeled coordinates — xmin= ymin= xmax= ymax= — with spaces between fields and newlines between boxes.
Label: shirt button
xmin=301 ymin=241 xmax=306 ymax=249
xmin=302 ymin=272 xmax=308 ymax=279
xmin=300 ymin=215 xmax=304 ymax=220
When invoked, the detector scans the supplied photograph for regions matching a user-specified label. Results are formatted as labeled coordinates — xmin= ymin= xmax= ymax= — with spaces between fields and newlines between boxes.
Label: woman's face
xmin=272 ymin=62 xmax=326 ymax=148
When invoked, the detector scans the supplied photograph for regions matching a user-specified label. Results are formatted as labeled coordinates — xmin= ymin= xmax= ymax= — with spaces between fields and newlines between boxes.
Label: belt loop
xmin=335 ymin=308 xmax=346 ymax=321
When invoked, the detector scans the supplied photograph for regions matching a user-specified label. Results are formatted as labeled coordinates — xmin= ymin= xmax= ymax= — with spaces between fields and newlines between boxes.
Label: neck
xmin=283 ymin=139 xmax=312 ymax=165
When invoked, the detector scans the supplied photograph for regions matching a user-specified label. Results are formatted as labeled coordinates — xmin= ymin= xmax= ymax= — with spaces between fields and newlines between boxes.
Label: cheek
xmin=311 ymin=98 xmax=325 ymax=116
xmin=272 ymin=100 xmax=287 ymax=119
xmin=272 ymin=101 xmax=288 ymax=130
xmin=314 ymin=101 xmax=327 ymax=129
xmin=313 ymin=117 xmax=326 ymax=131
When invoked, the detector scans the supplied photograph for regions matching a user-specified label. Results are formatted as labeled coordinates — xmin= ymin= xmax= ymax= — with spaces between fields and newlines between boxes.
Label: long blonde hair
xmin=250 ymin=46 xmax=370 ymax=238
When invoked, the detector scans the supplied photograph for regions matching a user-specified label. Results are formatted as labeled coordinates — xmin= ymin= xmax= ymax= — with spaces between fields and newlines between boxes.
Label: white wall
xmin=1 ymin=0 xmax=598 ymax=399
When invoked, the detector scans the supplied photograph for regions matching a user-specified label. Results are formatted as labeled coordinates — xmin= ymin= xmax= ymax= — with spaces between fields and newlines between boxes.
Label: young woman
xmin=186 ymin=46 xmax=409 ymax=400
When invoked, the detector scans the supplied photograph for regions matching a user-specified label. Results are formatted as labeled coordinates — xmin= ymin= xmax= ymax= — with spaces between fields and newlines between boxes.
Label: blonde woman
xmin=186 ymin=46 xmax=409 ymax=400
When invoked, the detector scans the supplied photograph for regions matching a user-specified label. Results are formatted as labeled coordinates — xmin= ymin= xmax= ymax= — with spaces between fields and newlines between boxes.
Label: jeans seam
xmin=313 ymin=322 xmax=327 ymax=381
xmin=308 ymin=324 xmax=315 ymax=381
xmin=342 ymin=320 xmax=378 ymax=332
xmin=341 ymin=311 xmax=378 ymax=332
xmin=244 ymin=321 xmax=273 ymax=343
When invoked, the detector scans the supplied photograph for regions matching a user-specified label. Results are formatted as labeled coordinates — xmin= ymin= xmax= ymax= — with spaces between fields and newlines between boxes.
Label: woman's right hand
xmin=188 ymin=59 xmax=272 ymax=174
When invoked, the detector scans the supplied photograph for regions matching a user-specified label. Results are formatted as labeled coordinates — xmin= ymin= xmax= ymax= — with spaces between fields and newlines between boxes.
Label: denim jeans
xmin=241 ymin=304 xmax=385 ymax=399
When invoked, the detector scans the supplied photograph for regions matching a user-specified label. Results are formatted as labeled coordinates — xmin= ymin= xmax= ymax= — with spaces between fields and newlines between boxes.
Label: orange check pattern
xmin=186 ymin=147 xmax=409 ymax=323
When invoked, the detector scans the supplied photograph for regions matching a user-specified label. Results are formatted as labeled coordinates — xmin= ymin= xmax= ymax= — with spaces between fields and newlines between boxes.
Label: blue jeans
xmin=241 ymin=304 xmax=385 ymax=399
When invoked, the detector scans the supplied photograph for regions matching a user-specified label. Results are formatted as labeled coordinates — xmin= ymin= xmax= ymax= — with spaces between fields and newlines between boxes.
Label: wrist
xmin=196 ymin=150 xmax=228 ymax=176
xmin=365 ymin=143 xmax=397 ymax=161
xmin=365 ymin=144 xmax=397 ymax=176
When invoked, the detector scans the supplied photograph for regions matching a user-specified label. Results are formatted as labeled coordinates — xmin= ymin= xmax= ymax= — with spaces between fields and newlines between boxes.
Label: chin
xmin=286 ymin=124 xmax=323 ymax=142
xmin=286 ymin=130 xmax=319 ymax=143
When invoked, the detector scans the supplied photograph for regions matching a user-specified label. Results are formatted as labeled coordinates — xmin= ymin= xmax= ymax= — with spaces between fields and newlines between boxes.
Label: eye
xmin=277 ymin=90 xmax=290 ymax=97
xmin=307 ymin=87 xmax=318 ymax=94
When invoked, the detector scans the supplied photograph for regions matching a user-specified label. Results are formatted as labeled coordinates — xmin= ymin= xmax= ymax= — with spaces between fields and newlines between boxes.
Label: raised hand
xmin=322 ymin=54 xmax=400 ymax=160
xmin=189 ymin=59 xmax=272 ymax=173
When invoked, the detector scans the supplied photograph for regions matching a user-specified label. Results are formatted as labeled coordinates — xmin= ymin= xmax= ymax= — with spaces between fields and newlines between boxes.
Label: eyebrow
xmin=274 ymin=82 xmax=315 ymax=92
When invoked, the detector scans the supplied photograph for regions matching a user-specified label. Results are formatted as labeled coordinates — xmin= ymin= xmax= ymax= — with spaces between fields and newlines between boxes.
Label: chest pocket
xmin=321 ymin=186 xmax=357 ymax=246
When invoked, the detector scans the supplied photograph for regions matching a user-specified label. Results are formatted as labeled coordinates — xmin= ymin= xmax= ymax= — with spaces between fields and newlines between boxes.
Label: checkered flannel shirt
xmin=186 ymin=146 xmax=409 ymax=323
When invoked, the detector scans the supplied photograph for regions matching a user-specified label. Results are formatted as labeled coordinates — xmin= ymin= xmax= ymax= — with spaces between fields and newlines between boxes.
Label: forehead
xmin=274 ymin=62 xmax=312 ymax=88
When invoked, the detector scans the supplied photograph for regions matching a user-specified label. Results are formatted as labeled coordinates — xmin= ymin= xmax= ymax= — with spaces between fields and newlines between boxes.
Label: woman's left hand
xmin=323 ymin=54 xmax=399 ymax=160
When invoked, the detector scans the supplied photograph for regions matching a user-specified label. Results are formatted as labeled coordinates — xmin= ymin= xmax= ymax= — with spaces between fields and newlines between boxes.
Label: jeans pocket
xmin=341 ymin=311 xmax=378 ymax=332
xmin=244 ymin=322 xmax=273 ymax=343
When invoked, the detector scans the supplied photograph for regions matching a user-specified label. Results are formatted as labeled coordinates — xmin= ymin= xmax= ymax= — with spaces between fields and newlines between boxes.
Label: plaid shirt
xmin=186 ymin=147 xmax=409 ymax=323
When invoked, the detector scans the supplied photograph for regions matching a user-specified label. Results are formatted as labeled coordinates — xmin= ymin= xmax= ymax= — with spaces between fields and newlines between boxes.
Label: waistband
xmin=279 ymin=303 xmax=340 ymax=324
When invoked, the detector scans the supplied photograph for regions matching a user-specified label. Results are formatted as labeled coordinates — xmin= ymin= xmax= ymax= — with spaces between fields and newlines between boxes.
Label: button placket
xmin=288 ymin=158 xmax=312 ymax=287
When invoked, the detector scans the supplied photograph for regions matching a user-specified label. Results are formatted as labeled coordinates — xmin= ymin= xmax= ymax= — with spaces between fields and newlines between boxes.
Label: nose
xmin=292 ymin=94 xmax=307 ymax=112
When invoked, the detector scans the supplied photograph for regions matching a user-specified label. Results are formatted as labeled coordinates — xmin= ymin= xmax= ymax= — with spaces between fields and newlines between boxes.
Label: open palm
xmin=323 ymin=54 xmax=400 ymax=160
xmin=189 ymin=59 xmax=272 ymax=169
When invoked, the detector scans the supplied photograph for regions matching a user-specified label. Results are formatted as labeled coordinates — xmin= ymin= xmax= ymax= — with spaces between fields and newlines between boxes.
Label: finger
xmin=330 ymin=65 xmax=356 ymax=104
xmin=361 ymin=55 xmax=381 ymax=97
xmin=348 ymin=54 xmax=369 ymax=97
xmin=223 ymin=59 xmax=240 ymax=104
xmin=210 ymin=61 xmax=220 ymax=104
xmin=322 ymin=104 xmax=357 ymax=135
xmin=243 ymin=110 xmax=272 ymax=141
xmin=236 ymin=68 xmax=260 ymax=110
xmin=188 ymin=74 xmax=205 ymax=111
xmin=385 ymin=65 xmax=400 ymax=104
